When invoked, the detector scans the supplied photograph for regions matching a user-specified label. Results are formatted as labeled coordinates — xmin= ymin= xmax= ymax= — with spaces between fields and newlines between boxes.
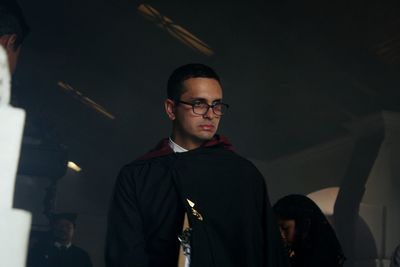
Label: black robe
xmin=28 ymin=243 xmax=92 ymax=267
xmin=106 ymin=136 xmax=288 ymax=267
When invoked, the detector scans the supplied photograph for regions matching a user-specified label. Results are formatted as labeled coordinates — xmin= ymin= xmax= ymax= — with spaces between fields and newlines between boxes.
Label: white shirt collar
xmin=169 ymin=137 xmax=188 ymax=153
xmin=54 ymin=241 xmax=72 ymax=249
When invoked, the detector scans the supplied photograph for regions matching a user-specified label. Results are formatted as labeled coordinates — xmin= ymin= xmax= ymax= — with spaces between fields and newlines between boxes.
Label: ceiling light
xmin=67 ymin=161 xmax=82 ymax=172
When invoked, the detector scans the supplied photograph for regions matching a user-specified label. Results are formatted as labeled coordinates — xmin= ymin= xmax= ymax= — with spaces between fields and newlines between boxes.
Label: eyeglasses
xmin=176 ymin=100 xmax=229 ymax=116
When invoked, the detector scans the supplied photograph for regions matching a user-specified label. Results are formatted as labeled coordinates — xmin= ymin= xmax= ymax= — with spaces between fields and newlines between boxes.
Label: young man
xmin=106 ymin=64 xmax=288 ymax=267
xmin=0 ymin=0 xmax=29 ymax=75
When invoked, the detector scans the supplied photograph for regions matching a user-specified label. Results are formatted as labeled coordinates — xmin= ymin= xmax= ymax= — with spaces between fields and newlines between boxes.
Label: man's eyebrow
xmin=188 ymin=97 xmax=222 ymax=102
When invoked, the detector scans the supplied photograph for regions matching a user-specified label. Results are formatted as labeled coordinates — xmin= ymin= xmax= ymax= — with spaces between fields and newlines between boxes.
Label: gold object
xmin=186 ymin=199 xmax=203 ymax=221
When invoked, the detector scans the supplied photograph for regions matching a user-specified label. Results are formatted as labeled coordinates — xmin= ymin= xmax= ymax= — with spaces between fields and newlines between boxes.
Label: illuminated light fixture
xmin=57 ymin=81 xmax=115 ymax=120
xmin=67 ymin=161 xmax=82 ymax=172
xmin=137 ymin=4 xmax=214 ymax=56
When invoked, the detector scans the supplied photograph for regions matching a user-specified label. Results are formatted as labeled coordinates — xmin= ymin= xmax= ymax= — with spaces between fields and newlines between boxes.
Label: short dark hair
xmin=167 ymin=63 xmax=221 ymax=101
xmin=0 ymin=1 xmax=30 ymax=49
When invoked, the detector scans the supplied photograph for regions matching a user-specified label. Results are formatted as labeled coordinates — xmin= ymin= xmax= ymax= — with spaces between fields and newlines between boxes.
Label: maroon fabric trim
xmin=137 ymin=135 xmax=234 ymax=160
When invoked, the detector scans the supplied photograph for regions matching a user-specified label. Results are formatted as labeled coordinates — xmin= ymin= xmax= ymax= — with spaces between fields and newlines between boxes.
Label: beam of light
xmin=137 ymin=4 xmax=214 ymax=57
xmin=57 ymin=81 xmax=115 ymax=120
xmin=67 ymin=161 xmax=82 ymax=172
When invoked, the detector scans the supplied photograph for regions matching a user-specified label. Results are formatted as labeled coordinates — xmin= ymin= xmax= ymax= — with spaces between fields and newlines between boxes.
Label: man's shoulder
xmin=69 ymin=244 xmax=90 ymax=256
xmin=69 ymin=244 xmax=88 ymax=254
xmin=29 ymin=241 xmax=53 ymax=253
xmin=121 ymin=138 xmax=174 ymax=168
xmin=135 ymin=138 xmax=174 ymax=161
xmin=123 ymin=152 xmax=174 ymax=169
xmin=115 ymin=152 xmax=174 ymax=185
xmin=227 ymin=151 xmax=264 ymax=176
xmin=182 ymin=146 xmax=262 ymax=176
xmin=197 ymin=146 xmax=257 ymax=165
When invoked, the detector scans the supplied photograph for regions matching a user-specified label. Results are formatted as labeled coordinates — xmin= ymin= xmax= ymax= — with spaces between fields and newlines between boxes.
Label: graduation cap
xmin=50 ymin=213 xmax=78 ymax=227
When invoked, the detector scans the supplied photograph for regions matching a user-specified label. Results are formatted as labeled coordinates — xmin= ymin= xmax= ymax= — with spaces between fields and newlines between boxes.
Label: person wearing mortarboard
xmin=28 ymin=213 xmax=93 ymax=267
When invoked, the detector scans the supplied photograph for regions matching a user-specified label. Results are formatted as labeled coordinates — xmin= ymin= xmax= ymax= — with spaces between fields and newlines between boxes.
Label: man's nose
xmin=203 ymin=107 xmax=215 ymax=119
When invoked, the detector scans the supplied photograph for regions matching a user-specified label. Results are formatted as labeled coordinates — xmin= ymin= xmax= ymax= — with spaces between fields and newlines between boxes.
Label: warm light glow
xmin=137 ymin=4 xmax=214 ymax=56
xmin=57 ymin=81 xmax=115 ymax=120
xmin=68 ymin=161 xmax=82 ymax=172
xmin=307 ymin=187 xmax=339 ymax=215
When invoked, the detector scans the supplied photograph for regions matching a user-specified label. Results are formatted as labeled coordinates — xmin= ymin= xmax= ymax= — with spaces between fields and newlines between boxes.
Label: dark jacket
xmin=28 ymin=243 xmax=92 ymax=267
xmin=106 ymin=136 xmax=288 ymax=267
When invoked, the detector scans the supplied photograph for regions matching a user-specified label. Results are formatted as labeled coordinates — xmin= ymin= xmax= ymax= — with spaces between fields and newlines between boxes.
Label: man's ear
xmin=0 ymin=34 xmax=20 ymax=74
xmin=0 ymin=34 xmax=18 ymax=52
xmin=164 ymin=99 xmax=176 ymax=121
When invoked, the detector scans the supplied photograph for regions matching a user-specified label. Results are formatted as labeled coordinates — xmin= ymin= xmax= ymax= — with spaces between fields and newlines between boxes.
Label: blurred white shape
xmin=0 ymin=46 xmax=32 ymax=267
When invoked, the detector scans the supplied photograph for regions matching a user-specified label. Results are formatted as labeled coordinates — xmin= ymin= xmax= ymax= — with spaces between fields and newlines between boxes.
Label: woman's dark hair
xmin=273 ymin=194 xmax=345 ymax=267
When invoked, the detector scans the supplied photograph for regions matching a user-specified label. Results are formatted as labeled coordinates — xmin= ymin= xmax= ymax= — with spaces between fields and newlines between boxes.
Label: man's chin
xmin=198 ymin=132 xmax=215 ymax=141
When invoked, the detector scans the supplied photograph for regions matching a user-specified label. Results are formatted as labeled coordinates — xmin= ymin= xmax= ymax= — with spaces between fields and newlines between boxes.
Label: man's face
xmin=170 ymin=77 xmax=223 ymax=149
xmin=278 ymin=219 xmax=296 ymax=248
xmin=53 ymin=219 xmax=74 ymax=244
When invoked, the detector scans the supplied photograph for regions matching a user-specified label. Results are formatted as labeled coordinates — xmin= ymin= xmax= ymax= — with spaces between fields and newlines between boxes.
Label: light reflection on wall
xmin=57 ymin=81 xmax=115 ymax=120
xmin=307 ymin=186 xmax=339 ymax=216
xmin=67 ymin=161 xmax=82 ymax=172
xmin=137 ymin=4 xmax=214 ymax=56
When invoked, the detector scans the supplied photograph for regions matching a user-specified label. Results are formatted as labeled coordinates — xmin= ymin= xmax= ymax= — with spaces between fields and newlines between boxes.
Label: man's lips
xmin=199 ymin=124 xmax=215 ymax=131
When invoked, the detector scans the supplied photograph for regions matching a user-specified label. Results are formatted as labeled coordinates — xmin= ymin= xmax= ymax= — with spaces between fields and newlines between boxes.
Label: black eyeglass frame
xmin=176 ymin=100 xmax=230 ymax=116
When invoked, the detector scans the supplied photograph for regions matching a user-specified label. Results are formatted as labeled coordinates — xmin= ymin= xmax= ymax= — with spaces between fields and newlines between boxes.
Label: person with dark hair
xmin=166 ymin=63 xmax=221 ymax=101
xmin=0 ymin=0 xmax=29 ymax=74
xmin=28 ymin=213 xmax=93 ymax=267
xmin=273 ymin=194 xmax=345 ymax=267
xmin=106 ymin=63 xmax=289 ymax=267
